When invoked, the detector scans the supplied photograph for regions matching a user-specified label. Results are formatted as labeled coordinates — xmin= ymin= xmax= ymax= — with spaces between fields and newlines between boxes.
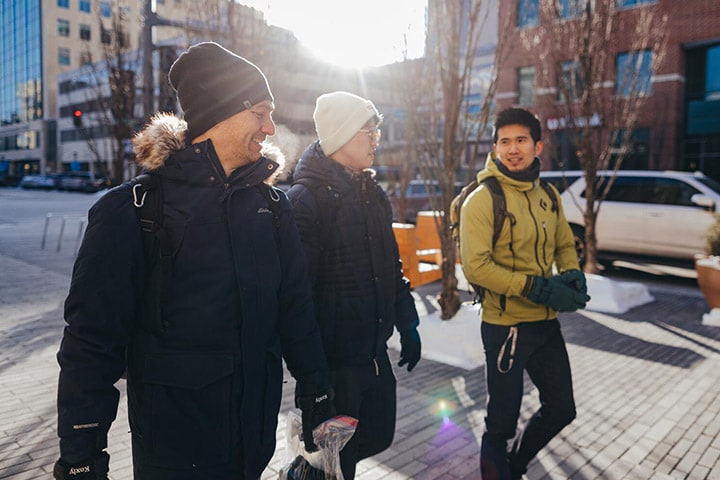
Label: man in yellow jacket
xmin=460 ymin=107 xmax=590 ymax=479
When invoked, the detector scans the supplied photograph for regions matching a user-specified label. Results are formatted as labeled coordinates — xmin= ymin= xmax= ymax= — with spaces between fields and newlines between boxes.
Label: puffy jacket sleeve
xmin=274 ymin=190 xmax=329 ymax=395
xmin=57 ymin=188 xmax=145 ymax=462
xmin=459 ymin=186 xmax=528 ymax=296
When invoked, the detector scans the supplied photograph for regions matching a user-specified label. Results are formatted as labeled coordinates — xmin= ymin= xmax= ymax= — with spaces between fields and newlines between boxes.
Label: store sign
xmin=546 ymin=113 xmax=602 ymax=131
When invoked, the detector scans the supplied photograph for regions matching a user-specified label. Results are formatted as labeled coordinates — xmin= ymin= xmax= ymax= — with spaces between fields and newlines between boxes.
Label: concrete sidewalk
xmin=1 ymin=211 xmax=719 ymax=479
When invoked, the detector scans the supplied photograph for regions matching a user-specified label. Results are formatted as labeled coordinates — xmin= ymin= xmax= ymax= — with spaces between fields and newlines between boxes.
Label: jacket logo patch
xmin=539 ymin=198 xmax=548 ymax=211
xmin=257 ymin=207 xmax=272 ymax=214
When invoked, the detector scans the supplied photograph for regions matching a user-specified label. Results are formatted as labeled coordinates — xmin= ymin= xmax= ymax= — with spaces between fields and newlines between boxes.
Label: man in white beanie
xmin=287 ymin=91 xmax=422 ymax=479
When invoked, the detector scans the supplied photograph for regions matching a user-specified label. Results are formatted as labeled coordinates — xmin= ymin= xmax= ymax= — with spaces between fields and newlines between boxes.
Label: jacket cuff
xmin=521 ymin=275 xmax=534 ymax=297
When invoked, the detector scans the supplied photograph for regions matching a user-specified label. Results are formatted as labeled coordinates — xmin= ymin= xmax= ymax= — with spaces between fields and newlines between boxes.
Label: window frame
xmin=517 ymin=66 xmax=536 ymax=106
xmin=558 ymin=60 xmax=584 ymax=102
xmin=517 ymin=0 xmax=539 ymax=28
xmin=57 ymin=18 xmax=70 ymax=37
xmin=615 ymin=49 xmax=653 ymax=97
xmin=58 ymin=47 xmax=71 ymax=66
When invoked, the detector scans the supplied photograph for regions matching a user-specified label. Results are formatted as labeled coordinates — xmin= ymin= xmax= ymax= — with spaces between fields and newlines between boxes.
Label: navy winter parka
xmin=56 ymin=114 xmax=328 ymax=479
xmin=287 ymin=142 xmax=419 ymax=370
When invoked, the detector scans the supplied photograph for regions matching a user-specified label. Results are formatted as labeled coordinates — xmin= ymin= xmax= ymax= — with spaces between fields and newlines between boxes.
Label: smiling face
xmin=193 ymin=100 xmax=276 ymax=176
xmin=493 ymin=123 xmax=544 ymax=173
xmin=330 ymin=120 xmax=380 ymax=172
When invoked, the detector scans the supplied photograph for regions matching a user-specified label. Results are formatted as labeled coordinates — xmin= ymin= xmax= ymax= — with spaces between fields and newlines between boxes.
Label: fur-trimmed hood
xmin=132 ymin=113 xmax=285 ymax=184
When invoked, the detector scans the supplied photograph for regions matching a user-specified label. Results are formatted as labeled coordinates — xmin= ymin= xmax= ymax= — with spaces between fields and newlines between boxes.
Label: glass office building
xmin=0 ymin=0 xmax=48 ymax=183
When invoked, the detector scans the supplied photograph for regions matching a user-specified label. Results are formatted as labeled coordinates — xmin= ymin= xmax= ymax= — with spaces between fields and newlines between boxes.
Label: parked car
xmin=57 ymin=172 xmax=109 ymax=193
xmin=0 ymin=173 xmax=23 ymax=187
xmin=19 ymin=174 xmax=60 ymax=190
xmin=539 ymin=170 xmax=583 ymax=193
xmin=388 ymin=180 xmax=464 ymax=223
xmin=560 ymin=170 xmax=720 ymax=263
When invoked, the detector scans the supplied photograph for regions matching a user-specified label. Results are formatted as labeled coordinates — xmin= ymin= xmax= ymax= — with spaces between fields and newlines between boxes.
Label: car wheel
xmin=570 ymin=224 xmax=586 ymax=267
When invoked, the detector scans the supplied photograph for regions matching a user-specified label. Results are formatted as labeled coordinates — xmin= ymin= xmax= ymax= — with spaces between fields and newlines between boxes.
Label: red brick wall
xmin=496 ymin=0 xmax=720 ymax=171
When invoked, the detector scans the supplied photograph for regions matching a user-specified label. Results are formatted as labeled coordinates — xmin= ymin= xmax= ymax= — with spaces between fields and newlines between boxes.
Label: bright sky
xmin=240 ymin=0 xmax=427 ymax=67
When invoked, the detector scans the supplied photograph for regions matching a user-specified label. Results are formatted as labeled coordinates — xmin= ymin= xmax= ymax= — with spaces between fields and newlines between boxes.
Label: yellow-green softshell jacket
xmin=460 ymin=153 xmax=581 ymax=325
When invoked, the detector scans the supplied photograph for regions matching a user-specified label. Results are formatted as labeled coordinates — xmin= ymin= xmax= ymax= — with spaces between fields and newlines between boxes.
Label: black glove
xmin=295 ymin=388 xmax=336 ymax=453
xmin=398 ymin=327 xmax=421 ymax=372
xmin=53 ymin=451 xmax=109 ymax=480
xmin=526 ymin=276 xmax=590 ymax=312
xmin=557 ymin=269 xmax=588 ymax=294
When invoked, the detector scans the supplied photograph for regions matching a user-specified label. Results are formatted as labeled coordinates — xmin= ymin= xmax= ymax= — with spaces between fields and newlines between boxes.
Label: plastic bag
xmin=278 ymin=411 xmax=358 ymax=480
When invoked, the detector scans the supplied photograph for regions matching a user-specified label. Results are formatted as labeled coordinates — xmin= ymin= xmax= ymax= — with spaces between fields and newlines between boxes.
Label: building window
xmin=558 ymin=60 xmax=584 ymax=101
xmin=101 ymin=26 xmax=112 ymax=44
xmin=100 ymin=1 xmax=112 ymax=18
xmin=617 ymin=0 xmax=656 ymax=8
xmin=558 ymin=0 xmax=585 ymax=19
xmin=57 ymin=19 xmax=70 ymax=37
xmin=117 ymin=30 xmax=128 ymax=48
xmin=119 ymin=5 xmax=131 ymax=19
xmin=79 ymin=51 xmax=92 ymax=65
xmin=616 ymin=50 xmax=653 ymax=97
xmin=518 ymin=66 xmax=535 ymax=105
xmin=79 ymin=0 xmax=91 ymax=13
xmin=57 ymin=0 xmax=69 ymax=8
xmin=58 ymin=47 xmax=71 ymax=66
xmin=517 ymin=0 xmax=539 ymax=28
xmin=80 ymin=24 xmax=91 ymax=41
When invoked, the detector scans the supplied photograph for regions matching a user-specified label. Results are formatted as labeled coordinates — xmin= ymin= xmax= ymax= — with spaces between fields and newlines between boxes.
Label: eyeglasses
xmin=358 ymin=128 xmax=382 ymax=144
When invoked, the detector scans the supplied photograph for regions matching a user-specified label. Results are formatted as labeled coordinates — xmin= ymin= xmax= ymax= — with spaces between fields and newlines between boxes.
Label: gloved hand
xmin=398 ymin=327 xmax=421 ymax=372
xmin=525 ymin=276 xmax=590 ymax=312
xmin=557 ymin=269 xmax=588 ymax=294
xmin=53 ymin=451 xmax=109 ymax=480
xmin=295 ymin=388 xmax=336 ymax=452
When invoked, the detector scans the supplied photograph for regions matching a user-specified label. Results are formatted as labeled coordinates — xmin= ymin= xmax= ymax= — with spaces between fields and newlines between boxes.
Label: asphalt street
xmin=1 ymin=188 xmax=718 ymax=480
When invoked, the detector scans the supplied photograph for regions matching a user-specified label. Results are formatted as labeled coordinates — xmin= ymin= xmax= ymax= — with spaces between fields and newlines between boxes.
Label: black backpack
xmin=449 ymin=176 xmax=559 ymax=303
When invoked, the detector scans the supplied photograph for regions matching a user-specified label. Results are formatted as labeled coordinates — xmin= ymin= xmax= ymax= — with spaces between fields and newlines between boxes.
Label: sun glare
xmin=242 ymin=0 xmax=426 ymax=68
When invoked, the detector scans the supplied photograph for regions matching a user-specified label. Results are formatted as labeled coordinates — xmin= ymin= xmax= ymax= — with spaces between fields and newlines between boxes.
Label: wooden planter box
xmin=695 ymin=254 xmax=720 ymax=309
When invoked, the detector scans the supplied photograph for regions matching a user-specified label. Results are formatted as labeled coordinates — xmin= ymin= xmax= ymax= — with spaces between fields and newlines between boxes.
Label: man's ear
xmin=534 ymin=140 xmax=544 ymax=156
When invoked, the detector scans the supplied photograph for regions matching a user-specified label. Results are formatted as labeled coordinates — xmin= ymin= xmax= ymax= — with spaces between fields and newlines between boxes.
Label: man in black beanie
xmin=53 ymin=42 xmax=334 ymax=480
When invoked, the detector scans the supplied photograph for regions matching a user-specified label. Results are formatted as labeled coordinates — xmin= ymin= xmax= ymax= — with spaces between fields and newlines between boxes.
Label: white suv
xmin=559 ymin=170 xmax=720 ymax=262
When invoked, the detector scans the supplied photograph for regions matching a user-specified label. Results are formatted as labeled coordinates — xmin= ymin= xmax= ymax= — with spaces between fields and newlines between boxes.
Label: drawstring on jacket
xmin=497 ymin=326 xmax=518 ymax=374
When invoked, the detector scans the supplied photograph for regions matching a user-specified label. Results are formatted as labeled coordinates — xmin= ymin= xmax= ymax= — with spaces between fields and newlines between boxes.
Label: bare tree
xmin=77 ymin=3 xmax=138 ymax=185
xmin=519 ymin=0 xmax=668 ymax=273
xmin=397 ymin=0 xmax=492 ymax=319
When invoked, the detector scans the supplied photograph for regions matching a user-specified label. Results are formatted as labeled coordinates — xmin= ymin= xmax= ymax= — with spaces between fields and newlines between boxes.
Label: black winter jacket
xmin=287 ymin=142 xmax=419 ymax=369
xmin=56 ymin=114 xmax=328 ymax=479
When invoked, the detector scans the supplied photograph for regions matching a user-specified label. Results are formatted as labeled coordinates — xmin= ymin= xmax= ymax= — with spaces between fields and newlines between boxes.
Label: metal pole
xmin=41 ymin=213 xmax=52 ymax=249
xmin=57 ymin=217 xmax=67 ymax=253
xmin=142 ymin=0 xmax=155 ymax=122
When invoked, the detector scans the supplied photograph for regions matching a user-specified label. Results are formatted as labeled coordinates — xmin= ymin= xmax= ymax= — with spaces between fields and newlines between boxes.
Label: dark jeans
xmin=480 ymin=320 xmax=576 ymax=480
xmin=331 ymin=350 xmax=397 ymax=480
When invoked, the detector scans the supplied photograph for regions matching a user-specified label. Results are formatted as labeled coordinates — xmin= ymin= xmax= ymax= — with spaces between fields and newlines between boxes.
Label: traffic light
xmin=72 ymin=108 xmax=83 ymax=128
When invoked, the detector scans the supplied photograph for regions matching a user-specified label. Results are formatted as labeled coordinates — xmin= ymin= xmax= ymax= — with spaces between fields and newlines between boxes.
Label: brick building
xmin=495 ymin=0 xmax=720 ymax=179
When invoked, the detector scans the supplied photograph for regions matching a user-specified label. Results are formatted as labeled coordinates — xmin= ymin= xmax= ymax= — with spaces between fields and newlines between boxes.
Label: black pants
xmin=331 ymin=350 xmax=397 ymax=480
xmin=480 ymin=320 xmax=576 ymax=480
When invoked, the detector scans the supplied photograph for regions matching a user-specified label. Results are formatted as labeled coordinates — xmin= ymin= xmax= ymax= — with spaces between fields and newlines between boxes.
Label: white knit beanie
xmin=313 ymin=91 xmax=380 ymax=156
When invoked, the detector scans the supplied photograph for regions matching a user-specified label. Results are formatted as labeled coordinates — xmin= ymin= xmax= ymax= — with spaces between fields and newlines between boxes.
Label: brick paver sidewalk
xmin=1 ymin=196 xmax=718 ymax=479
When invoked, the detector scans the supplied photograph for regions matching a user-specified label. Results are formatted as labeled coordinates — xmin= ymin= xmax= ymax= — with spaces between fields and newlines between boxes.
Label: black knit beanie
xmin=168 ymin=42 xmax=274 ymax=141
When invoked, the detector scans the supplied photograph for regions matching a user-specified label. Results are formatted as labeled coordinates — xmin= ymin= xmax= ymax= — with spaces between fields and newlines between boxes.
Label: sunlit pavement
xmin=1 ymin=190 xmax=718 ymax=479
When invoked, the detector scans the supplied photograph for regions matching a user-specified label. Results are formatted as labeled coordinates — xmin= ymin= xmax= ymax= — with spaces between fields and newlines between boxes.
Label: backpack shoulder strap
xmin=481 ymin=176 xmax=509 ymax=248
xmin=538 ymin=179 xmax=559 ymax=215
xmin=131 ymin=173 xmax=172 ymax=332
